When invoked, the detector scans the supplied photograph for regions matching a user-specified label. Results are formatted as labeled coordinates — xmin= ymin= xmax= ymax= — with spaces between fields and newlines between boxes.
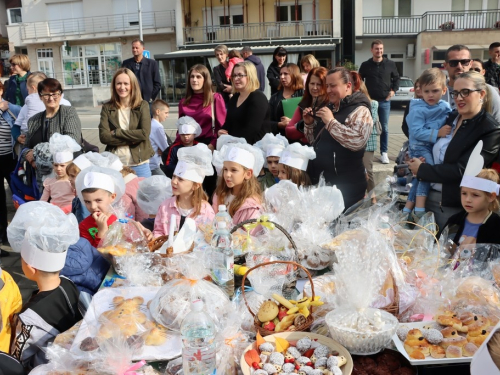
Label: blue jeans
xmin=377 ymin=100 xmax=391 ymax=153
xmin=131 ymin=163 xmax=152 ymax=178
xmin=407 ymin=145 xmax=434 ymax=203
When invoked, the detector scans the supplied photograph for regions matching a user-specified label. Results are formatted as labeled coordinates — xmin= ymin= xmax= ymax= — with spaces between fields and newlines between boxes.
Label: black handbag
xmin=81 ymin=133 xmax=99 ymax=153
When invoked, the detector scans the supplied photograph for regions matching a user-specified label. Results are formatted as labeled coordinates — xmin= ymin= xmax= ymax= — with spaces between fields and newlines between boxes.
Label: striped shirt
xmin=0 ymin=111 xmax=12 ymax=156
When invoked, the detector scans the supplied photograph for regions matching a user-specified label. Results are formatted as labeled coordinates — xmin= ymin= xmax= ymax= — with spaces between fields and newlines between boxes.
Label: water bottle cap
xmin=218 ymin=222 xmax=227 ymax=229
xmin=218 ymin=205 xmax=227 ymax=212
xmin=191 ymin=299 xmax=204 ymax=311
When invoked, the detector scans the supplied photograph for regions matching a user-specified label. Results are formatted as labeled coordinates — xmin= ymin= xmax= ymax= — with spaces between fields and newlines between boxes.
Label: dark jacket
xmin=223 ymin=90 xmax=270 ymax=144
xmin=99 ymin=100 xmax=155 ymax=165
xmin=245 ymin=55 xmax=266 ymax=91
xmin=213 ymin=63 xmax=231 ymax=104
xmin=269 ymin=89 xmax=304 ymax=135
xmin=257 ymin=169 xmax=276 ymax=191
xmin=5 ymin=72 xmax=30 ymax=106
xmin=121 ymin=58 xmax=161 ymax=102
xmin=417 ymin=110 xmax=500 ymax=208
xmin=359 ymin=58 xmax=400 ymax=102
xmin=60 ymin=238 xmax=110 ymax=296
xmin=267 ymin=64 xmax=281 ymax=95
xmin=439 ymin=210 xmax=500 ymax=245
xmin=161 ymin=140 xmax=198 ymax=178
xmin=484 ymin=60 xmax=500 ymax=89
xmin=402 ymin=100 xmax=411 ymax=138
xmin=306 ymin=91 xmax=371 ymax=209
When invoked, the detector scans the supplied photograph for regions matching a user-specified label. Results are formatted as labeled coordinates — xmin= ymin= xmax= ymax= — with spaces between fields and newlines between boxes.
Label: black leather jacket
xmin=417 ymin=110 xmax=500 ymax=208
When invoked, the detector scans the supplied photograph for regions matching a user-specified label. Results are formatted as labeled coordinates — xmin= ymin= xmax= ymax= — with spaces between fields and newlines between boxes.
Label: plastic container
xmin=210 ymin=221 xmax=234 ymax=298
xmin=181 ymin=300 xmax=217 ymax=375
xmin=212 ymin=205 xmax=232 ymax=231
xmin=325 ymin=307 xmax=398 ymax=355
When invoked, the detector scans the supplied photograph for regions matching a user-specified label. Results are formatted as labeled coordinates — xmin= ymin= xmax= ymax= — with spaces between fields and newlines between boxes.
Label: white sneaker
xmin=386 ymin=176 xmax=396 ymax=184
xmin=380 ymin=152 xmax=390 ymax=164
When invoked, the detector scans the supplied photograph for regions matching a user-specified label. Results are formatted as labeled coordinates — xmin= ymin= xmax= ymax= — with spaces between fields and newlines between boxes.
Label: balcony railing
xmin=363 ymin=9 xmax=500 ymax=35
xmin=19 ymin=10 xmax=175 ymax=41
xmin=184 ymin=20 xmax=334 ymax=45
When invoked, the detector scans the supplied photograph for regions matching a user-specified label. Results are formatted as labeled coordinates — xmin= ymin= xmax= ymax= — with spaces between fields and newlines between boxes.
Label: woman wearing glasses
xmin=219 ymin=61 xmax=270 ymax=144
xmin=4 ymin=54 xmax=31 ymax=107
xmin=22 ymin=78 xmax=82 ymax=191
xmin=99 ymin=68 xmax=154 ymax=178
xmin=408 ymin=71 xmax=500 ymax=230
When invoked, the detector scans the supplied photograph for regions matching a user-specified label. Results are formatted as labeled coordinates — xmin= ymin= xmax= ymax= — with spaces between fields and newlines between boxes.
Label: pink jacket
xmin=122 ymin=175 xmax=148 ymax=222
xmin=286 ymin=107 xmax=309 ymax=144
xmin=153 ymin=196 xmax=215 ymax=237
xmin=212 ymin=194 xmax=263 ymax=228
xmin=225 ymin=57 xmax=244 ymax=80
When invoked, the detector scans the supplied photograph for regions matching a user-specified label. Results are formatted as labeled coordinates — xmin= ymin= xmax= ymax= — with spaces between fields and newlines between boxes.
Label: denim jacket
xmin=1 ymin=99 xmax=20 ymax=155
xmin=407 ymin=99 xmax=451 ymax=149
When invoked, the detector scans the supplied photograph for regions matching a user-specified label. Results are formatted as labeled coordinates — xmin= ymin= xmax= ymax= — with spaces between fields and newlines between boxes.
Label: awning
xmin=432 ymin=44 xmax=490 ymax=50
xmin=155 ymin=43 xmax=336 ymax=60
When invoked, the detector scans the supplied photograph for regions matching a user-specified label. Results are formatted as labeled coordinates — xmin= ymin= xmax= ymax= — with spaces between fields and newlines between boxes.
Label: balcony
xmin=9 ymin=10 xmax=175 ymax=44
xmin=183 ymin=20 xmax=334 ymax=46
xmin=363 ymin=9 xmax=500 ymax=36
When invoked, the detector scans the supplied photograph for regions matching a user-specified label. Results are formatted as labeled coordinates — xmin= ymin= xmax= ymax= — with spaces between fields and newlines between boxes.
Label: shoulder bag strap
xmin=211 ymin=98 xmax=215 ymax=135
xmin=7 ymin=109 xmax=16 ymax=120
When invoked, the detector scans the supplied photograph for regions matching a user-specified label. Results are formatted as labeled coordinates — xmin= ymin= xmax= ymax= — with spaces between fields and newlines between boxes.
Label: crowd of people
xmin=0 ymin=38 xmax=499 ymax=372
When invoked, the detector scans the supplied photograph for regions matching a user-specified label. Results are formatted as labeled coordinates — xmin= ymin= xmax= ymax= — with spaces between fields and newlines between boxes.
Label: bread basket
xmin=147 ymin=234 xmax=194 ymax=258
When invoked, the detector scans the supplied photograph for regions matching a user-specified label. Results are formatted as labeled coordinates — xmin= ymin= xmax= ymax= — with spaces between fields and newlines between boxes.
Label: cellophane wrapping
xmin=149 ymin=253 xmax=232 ymax=331
xmin=30 ymin=344 xmax=95 ymax=374
xmin=215 ymin=314 xmax=251 ymax=375
xmin=115 ymin=252 xmax=166 ymax=286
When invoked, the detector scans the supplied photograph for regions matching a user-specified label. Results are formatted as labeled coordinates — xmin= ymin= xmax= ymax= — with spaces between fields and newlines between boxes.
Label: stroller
xmin=387 ymin=140 xmax=413 ymax=205
xmin=9 ymin=152 xmax=41 ymax=209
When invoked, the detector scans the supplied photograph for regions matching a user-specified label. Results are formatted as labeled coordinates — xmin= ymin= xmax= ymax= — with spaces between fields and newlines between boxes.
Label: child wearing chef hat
xmin=254 ymin=133 xmax=289 ymax=190
xmin=7 ymin=202 xmax=81 ymax=369
xmin=278 ymin=142 xmax=316 ymax=187
xmin=212 ymin=137 xmax=264 ymax=226
xmin=40 ymin=133 xmax=81 ymax=213
xmin=163 ymin=116 xmax=202 ymax=178
xmin=153 ymin=143 xmax=214 ymax=237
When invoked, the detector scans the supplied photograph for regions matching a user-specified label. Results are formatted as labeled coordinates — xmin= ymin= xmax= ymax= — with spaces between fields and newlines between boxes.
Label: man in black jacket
xmin=484 ymin=42 xmax=500 ymax=91
xmin=241 ymin=46 xmax=265 ymax=92
xmin=121 ymin=39 xmax=161 ymax=104
xmin=359 ymin=40 xmax=400 ymax=164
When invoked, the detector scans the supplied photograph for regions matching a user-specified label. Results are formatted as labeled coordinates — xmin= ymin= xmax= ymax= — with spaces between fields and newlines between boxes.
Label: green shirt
xmin=15 ymin=73 xmax=28 ymax=106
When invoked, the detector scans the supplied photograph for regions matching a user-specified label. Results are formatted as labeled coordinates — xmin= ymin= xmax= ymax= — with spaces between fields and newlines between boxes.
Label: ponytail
xmin=327 ymin=67 xmax=361 ymax=92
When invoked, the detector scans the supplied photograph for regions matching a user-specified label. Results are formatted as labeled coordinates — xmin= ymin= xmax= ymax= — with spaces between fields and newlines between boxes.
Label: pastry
xmin=260 ymin=343 xmax=275 ymax=355
xmin=404 ymin=329 xmax=430 ymax=356
xmin=286 ymin=347 xmax=301 ymax=359
xmin=313 ymin=344 xmax=330 ymax=359
xmin=430 ymin=345 xmax=445 ymax=359
xmin=79 ymin=337 xmax=100 ymax=352
xmin=283 ymin=363 xmax=296 ymax=373
xmin=445 ymin=345 xmax=462 ymax=358
xmin=463 ymin=342 xmax=478 ymax=357
xmin=409 ymin=350 xmax=425 ymax=360
xmin=458 ymin=312 xmax=476 ymax=325
xmin=397 ymin=326 xmax=410 ymax=341
xmin=296 ymin=337 xmax=312 ymax=353
xmin=441 ymin=335 xmax=467 ymax=349
xmin=468 ymin=315 xmax=490 ymax=333
xmin=467 ymin=329 xmax=489 ymax=346
xmin=423 ymin=329 xmax=443 ymax=344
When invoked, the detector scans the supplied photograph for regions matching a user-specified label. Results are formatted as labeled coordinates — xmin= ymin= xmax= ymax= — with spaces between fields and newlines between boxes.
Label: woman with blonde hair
xmin=5 ymin=54 xmax=31 ymax=106
xmin=212 ymin=44 xmax=231 ymax=105
xmin=300 ymin=54 xmax=320 ymax=85
xmin=219 ymin=61 xmax=270 ymax=144
xmin=99 ymin=68 xmax=154 ymax=177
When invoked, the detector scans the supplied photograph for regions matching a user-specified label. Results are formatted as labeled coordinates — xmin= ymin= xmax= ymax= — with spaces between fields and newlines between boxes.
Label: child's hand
xmin=93 ymin=212 xmax=110 ymax=234
xmin=438 ymin=125 xmax=452 ymax=138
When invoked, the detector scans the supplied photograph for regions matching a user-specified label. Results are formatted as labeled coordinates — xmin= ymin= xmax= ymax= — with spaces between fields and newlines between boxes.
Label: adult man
xmin=121 ymin=39 xmax=161 ymax=104
xmin=484 ymin=42 xmax=500 ymax=91
xmin=442 ymin=44 xmax=500 ymax=124
xmin=359 ymin=40 xmax=400 ymax=164
xmin=241 ymin=46 xmax=265 ymax=91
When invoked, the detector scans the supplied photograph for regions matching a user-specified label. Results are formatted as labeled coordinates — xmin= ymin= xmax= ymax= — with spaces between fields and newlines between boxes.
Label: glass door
xmin=86 ymin=57 xmax=100 ymax=86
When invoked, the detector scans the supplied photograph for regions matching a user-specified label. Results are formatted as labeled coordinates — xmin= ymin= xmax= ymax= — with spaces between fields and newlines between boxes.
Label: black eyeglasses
xmin=450 ymin=88 xmax=481 ymax=99
xmin=471 ymin=68 xmax=482 ymax=73
xmin=231 ymin=74 xmax=247 ymax=80
xmin=448 ymin=59 xmax=472 ymax=67
xmin=40 ymin=92 xmax=61 ymax=100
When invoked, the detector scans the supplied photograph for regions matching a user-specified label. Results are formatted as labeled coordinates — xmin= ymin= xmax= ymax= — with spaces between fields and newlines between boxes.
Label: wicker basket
xmin=241 ymin=260 xmax=315 ymax=337
xmin=147 ymin=235 xmax=194 ymax=258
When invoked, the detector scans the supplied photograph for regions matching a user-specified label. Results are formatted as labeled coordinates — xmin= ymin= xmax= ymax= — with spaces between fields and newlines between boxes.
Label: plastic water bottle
xmin=212 ymin=205 xmax=232 ymax=231
xmin=210 ymin=221 xmax=234 ymax=298
xmin=181 ymin=300 xmax=217 ymax=375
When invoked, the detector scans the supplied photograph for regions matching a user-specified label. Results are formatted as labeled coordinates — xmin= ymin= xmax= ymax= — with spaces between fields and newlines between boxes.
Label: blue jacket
xmin=407 ymin=99 xmax=452 ymax=148
xmin=245 ymin=55 xmax=266 ymax=92
xmin=60 ymin=238 xmax=110 ymax=295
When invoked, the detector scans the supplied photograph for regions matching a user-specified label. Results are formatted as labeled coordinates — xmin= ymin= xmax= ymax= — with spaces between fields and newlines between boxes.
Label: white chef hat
xmin=212 ymin=143 xmax=264 ymax=177
xmin=470 ymin=321 xmax=500 ymax=375
xmin=216 ymin=134 xmax=247 ymax=151
xmin=72 ymin=154 xmax=92 ymax=171
xmin=75 ymin=165 xmax=126 ymax=204
xmin=49 ymin=133 xmax=82 ymax=164
xmin=85 ymin=151 xmax=123 ymax=171
xmin=176 ymin=116 xmax=202 ymax=137
xmin=174 ymin=143 xmax=214 ymax=183
xmin=460 ymin=141 xmax=500 ymax=195
xmin=254 ymin=133 xmax=289 ymax=166
xmin=7 ymin=202 xmax=79 ymax=272
xmin=279 ymin=143 xmax=316 ymax=171
xmin=137 ymin=175 xmax=173 ymax=215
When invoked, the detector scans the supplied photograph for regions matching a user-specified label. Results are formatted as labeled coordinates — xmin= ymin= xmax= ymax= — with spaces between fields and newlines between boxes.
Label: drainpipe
xmin=205 ymin=0 xmax=208 ymax=34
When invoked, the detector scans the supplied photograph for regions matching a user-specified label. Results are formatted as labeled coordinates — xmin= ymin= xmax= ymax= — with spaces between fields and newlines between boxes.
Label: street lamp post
xmin=138 ymin=0 xmax=143 ymax=41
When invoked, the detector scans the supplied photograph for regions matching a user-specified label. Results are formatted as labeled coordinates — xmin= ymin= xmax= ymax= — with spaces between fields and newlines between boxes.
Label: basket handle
xmin=241 ymin=260 xmax=315 ymax=318
xmin=230 ymin=218 xmax=298 ymax=252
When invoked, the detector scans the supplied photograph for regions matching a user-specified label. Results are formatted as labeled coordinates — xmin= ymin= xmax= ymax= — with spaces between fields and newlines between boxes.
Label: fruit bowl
xmin=240 ymin=332 xmax=353 ymax=375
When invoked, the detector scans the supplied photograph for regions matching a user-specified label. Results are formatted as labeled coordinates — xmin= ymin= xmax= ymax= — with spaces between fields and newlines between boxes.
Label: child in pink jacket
xmin=225 ymin=50 xmax=245 ymax=81
xmin=121 ymin=167 xmax=148 ymax=222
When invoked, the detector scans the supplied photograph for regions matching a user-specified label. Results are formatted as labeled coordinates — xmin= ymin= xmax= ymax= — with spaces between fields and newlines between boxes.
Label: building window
xmin=276 ymin=5 xmax=302 ymax=22
xmin=7 ymin=8 xmax=22 ymax=24
xmin=37 ymin=48 xmax=54 ymax=78
xmin=219 ymin=16 xmax=230 ymax=27
xmin=233 ymin=15 xmax=244 ymax=25
xmin=452 ymin=0 xmax=465 ymax=12
xmin=382 ymin=0 xmax=395 ymax=17
xmin=37 ymin=48 xmax=53 ymax=59
xmin=433 ymin=51 xmax=447 ymax=60
xmin=398 ymin=0 xmax=411 ymax=17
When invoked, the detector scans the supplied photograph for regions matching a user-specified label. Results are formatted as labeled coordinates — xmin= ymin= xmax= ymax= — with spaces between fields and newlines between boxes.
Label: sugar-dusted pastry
xmin=445 ymin=345 xmax=462 ymax=358
xmin=463 ymin=342 xmax=478 ymax=357
xmin=430 ymin=345 xmax=445 ymax=359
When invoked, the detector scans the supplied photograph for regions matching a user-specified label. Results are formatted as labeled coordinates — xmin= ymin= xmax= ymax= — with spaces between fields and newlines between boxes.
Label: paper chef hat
xmin=72 ymin=154 xmax=92 ymax=171
xmin=460 ymin=141 xmax=500 ymax=195
xmin=212 ymin=142 xmax=264 ymax=177
xmin=216 ymin=134 xmax=247 ymax=151
xmin=137 ymin=175 xmax=173 ymax=215
xmin=254 ymin=133 xmax=289 ymax=161
xmin=470 ymin=321 xmax=500 ymax=375
xmin=49 ymin=133 xmax=82 ymax=164
xmin=280 ymin=143 xmax=316 ymax=171
xmin=7 ymin=202 xmax=79 ymax=272
xmin=75 ymin=165 xmax=126 ymax=205
xmin=176 ymin=116 xmax=202 ymax=137
xmin=173 ymin=143 xmax=214 ymax=183
xmin=85 ymin=151 xmax=124 ymax=171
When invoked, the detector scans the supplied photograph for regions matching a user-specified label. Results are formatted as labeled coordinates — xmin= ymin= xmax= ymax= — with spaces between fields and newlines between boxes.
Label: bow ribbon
xmin=224 ymin=333 xmax=245 ymax=348
xmin=243 ymin=215 xmax=275 ymax=232
xmin=123 ymin=360 xmax=146 ymax=374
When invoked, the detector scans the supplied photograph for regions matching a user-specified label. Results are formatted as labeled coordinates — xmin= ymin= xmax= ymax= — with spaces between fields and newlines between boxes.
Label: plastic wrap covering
xmin=29 ymin=344 xmax=95 ymax=375
xmin=85 ymin=151 xmax=123 ymax=171
xmin=137 ymin=176 xmax=172 ymax=215
xmin=48 ymin=132 xmax=81 ymax=155
xmin=149 ymin=253 xmax=232 ymax=331
xmin=215 ymin=314 xmax=250 ymax=375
